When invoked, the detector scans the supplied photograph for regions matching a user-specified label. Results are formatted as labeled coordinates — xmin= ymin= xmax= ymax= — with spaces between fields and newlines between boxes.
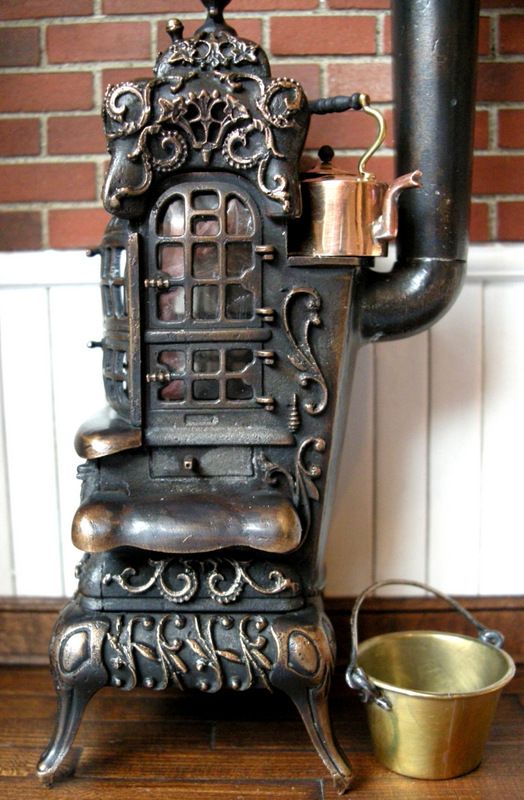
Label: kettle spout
xmin=373 ymin=170 xmax=423 ymax=243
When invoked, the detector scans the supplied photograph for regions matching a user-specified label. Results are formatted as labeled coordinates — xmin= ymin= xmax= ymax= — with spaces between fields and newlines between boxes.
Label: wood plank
xmin=0 ymin=665 xmax=54 ymax=693
xmin=74 ymin=746 xmax=336 ymax=781
xmin=0 ymin=718 xmax=212 ymax=750
xmin=215 ymin=707 xmax=370 ymax=754
xmin=322 ymin=750 xmax=524 ymax=800
xmin=0 ymin=664 xmax=521 ymax=800
xmin=0 ymin=603 xmax=61 ymax=665
xmin=374 ymin=334 xmax=429 ymax=592
xmin=428 ymin=285 xmax=483 ymax=593
xmin=0 ymin=288 xmax=63 ymax=596
xmin=481 ymin=282 xmax=524 ymax=594
xmin=322 ymin=756 xmax=524 ymax=800
xmin=0 ymin=778 xmax=322 ymax=800
xmin=326 ymin=345 xmax=374 ymax=596
xmin=2 ymin=748 xmax=522 ymax=800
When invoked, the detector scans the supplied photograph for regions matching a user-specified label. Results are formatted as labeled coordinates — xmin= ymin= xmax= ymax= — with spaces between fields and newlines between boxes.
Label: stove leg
xmin=272 ymin=608 xmax=354 ymax=793
xmin=37 ymin=607 xmax=110 ymax=785
xmin=288 ymin=678 xmax=354 ymax=794
xmin=37 ymin=682 xmax=102 ymax=785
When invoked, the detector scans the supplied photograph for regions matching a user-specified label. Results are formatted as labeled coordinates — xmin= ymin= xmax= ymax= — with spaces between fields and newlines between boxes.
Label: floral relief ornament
xmin=103 ymin=70 xmax=305 ymax=213
xmin=166 ymin=31 xmax=259 ymax=70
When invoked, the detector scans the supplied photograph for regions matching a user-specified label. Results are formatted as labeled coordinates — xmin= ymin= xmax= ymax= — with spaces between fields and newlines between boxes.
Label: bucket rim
xmin=357 ymin=630 xmax=516 ymax=701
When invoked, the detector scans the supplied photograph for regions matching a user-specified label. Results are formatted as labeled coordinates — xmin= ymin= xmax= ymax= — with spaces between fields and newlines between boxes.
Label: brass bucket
xmin=346 ymin=580 xmax=516 ymax=780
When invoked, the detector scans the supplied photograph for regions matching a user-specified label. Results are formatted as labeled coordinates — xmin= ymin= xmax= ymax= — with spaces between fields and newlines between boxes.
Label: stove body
xmin=38 ymin=1 xmax=479 ymax=791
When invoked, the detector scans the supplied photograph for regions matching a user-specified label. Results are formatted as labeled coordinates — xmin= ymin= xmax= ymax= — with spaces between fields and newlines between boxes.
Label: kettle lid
xmin=302 ymin=146 xmax=361 ymax=183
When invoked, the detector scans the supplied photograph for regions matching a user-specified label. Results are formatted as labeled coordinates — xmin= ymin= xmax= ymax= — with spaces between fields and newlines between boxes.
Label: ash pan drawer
xmin=150 ymin=446 xmax=254 ymax=477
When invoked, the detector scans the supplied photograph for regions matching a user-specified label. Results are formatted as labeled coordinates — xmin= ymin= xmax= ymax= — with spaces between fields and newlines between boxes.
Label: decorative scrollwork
xmin=105 ymin=81 xmax=154 ymax=140
xmin=167 ymin=31 xmax=259 ymax=70
xmin=257 ymin=78 xmax=305 ymax=129
xmin=105 ymin=558 xmax=298 ymax=605
xmin=105 ymin=613 xmax=275 ymax=692
xmin=258 ymin=437 xmax=326 ymax=536
xmin=282 ymin=287 xmax=328 ymax=416
xmin=207 ymin=559 xmax=299 ymax=604
xmin=108 ymin=124 xmax=188 ymax=207
xmin=104 ymin=69 xmax=305 ymax=214
xmin=132 ymin=124 xmax=188 ymax=173
xmin=106 ymin=559 xmax=199 ymax=604
xmin=257 ymin=156 xmax=291 ymax=213
xmin=222 ymin=119 xmax=272 ymax=169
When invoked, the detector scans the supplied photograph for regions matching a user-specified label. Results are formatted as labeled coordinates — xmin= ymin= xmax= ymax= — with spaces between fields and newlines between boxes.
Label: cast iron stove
xmin=38 ymin=0 xmax=479 ymax=791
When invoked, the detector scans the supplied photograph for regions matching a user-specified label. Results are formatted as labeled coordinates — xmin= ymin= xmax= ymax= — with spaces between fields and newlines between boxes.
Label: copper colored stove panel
xmin=38 ymin=0 xmax=480 ymax=792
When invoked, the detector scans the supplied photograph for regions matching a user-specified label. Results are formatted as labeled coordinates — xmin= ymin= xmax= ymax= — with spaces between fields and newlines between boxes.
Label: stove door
xmin=142 ymin=177 xmax=289 ymax=446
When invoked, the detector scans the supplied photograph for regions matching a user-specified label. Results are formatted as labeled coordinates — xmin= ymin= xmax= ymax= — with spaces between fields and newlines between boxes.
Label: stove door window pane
xmin=112 ymin=284 xmax=125 ymax=317
xmin=193 ymin=349 xmax=220 ymax=373
xmin=193 ymin=285 xmax=218 ymax=320
xmin=158 ymin=287 xmax=185 ymax=321
xmin=226 ymin=242 xmax=252 ymax=277
xmin=160 ymin=379 xmax=185 ymax=402
xmin=192 ymin=216 xmax=219 ymax=237
xmin=192 ymin=191 xmax=219 ymax=210
xmin=192 ymin=243 xmax=218 ymax=279
xmin=102 ymin=285 xmax=112 ymax=316
xmin=119 ymin=248 xmax=127 ymax=276
xmin=159 ymin=350 xmax=185 ymax=373
xmin=225 ymin=348 xmax=253 ymax=372
xmin=225 ymin=284 xmax=253 ymax=320
xmin=226 ymin=196 xmax=254 ymax=235
xmin=160 ymin=244 xmax=184 ymax=278
xmin=159 ymin=197 xmax=185 ymax=236
xmin=193 ymin=379 xmax=219 ymax=401
xmin=226 ymin=378 xmax=253 ymax=400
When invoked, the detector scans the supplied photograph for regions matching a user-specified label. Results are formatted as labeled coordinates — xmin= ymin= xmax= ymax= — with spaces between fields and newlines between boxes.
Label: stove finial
xmin=197 ymin=0 xmax=235 ymax=34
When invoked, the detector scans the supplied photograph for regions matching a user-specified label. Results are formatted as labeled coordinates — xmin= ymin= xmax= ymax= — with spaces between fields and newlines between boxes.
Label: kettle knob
xmin=318 ymin=145 xmax=335 ymax=166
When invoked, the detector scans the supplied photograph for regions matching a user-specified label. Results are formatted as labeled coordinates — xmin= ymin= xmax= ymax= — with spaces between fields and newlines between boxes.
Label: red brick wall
xmin=0 ymin=0 xmax=523 ymax=250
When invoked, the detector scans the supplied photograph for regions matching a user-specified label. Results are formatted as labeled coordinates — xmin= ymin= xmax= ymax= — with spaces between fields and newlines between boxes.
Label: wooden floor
xmin=0 ymin=665 xmax=522 ymax=799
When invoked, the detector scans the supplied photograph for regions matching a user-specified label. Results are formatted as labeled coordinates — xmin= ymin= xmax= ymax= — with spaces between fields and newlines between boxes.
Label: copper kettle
xmin=298 ymin=94 xmax=422 ymax=259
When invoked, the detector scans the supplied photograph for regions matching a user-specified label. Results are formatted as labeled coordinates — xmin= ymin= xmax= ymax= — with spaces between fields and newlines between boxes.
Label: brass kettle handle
xmin=357 ymin=93 xmax=386 ymax=180
xmin=345 ymin=579 xmax=505 ymax=711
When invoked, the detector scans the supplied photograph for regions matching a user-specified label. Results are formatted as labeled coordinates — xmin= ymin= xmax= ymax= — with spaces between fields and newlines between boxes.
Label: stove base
xmin=37 ymin=597 xmax=353 ymax=793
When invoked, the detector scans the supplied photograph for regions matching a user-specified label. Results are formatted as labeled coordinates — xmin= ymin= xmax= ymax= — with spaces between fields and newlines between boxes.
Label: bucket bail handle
xmin=345 ymin=579 xmax=505 ymax=711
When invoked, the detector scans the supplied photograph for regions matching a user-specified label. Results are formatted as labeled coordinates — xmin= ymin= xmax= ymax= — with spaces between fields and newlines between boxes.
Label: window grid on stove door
xmin=154 ymin=344 xmax=259 ymax=408
xmin=152 ymin=186 xmax=259 ymax=327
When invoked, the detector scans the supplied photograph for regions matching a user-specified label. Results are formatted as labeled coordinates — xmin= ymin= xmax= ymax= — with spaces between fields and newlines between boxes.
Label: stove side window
xmin=101 ymin=246 xmax=127 ymax=318
xmin=100 ymin=235 xmax=136 ymax=423
xmin=103 ymin=346 xmax=129 ymax=417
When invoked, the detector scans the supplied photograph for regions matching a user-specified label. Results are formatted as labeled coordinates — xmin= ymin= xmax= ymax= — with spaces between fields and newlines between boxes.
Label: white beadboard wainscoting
xmin=0 ymin=245 xmax=523 ymax=598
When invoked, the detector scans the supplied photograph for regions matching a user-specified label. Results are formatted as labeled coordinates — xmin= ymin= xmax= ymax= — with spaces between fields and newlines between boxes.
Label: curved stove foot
xmin=37 ymin=604 xmax=109 ymax=785
xmin=271 ymin=603 xmax=354 ymax=793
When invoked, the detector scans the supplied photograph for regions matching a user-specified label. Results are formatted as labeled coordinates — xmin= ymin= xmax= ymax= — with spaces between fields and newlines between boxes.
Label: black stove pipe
xmin=358 ymin=0 xmax=480 ymax=342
